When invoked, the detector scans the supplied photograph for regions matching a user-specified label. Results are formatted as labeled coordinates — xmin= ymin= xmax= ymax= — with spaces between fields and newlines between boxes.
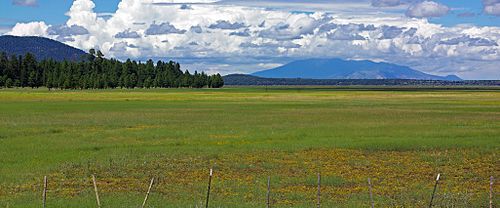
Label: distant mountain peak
xmin=0 ymin=35 xmax=87 ymax=61
xmin=443 ymin=75 xmax=462 ymax=81
xmin=252 ymin=58 xmax=461 ymax=81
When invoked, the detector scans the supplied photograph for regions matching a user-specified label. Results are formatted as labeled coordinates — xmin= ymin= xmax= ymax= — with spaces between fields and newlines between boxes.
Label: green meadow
xmin=0 ymin=87 xmax=498 ymax=207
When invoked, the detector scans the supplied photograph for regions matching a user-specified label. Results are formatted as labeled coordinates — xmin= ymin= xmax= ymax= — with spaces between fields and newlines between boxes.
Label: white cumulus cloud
xmin=8 ymin=21 xmax=49 ymax=36
xmin=406 ymin=1 xmax=449 ymax=18
xmin=5 ymin=0 xmax=500 ymax=79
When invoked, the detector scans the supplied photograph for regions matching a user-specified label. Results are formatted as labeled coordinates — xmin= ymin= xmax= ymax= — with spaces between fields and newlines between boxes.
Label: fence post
xmin=317 ymin=173 xmax=321 ymax=208
xmin=141 ymin=177 xmax=155 ymax=208
xmin=368 ymin=178 xmax=374 ymax=208
xmin=267 ymin=176 xmax=271 ymax=208
xmin=429 ymin=174 xmax=440 ymax=208
xmin=42 ymin=176 xmax=47 ymax=208
xmin=205 ymin=169 xmax=213 ymax=208
xmin=92 ymin=175 xmax=101 ymax=208
xmin=490 ymin=176 xmax=494 ymax=208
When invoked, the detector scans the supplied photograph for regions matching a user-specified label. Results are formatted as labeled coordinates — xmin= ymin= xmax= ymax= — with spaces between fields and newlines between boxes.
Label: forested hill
xmin=0 ymin=51 xmax=224 ymax=89
xmin=0 ymin=35 xmax=87 ymax=61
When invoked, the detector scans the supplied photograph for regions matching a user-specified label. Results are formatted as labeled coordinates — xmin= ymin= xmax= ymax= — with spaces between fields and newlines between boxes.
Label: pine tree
xmin=0 ymin=52 xmax=7 ymax=79
xmin=28 ymin=70 xmax=37 ymax=88
xmin=88 ymin=49 xmax=96 ymax=62
xmin=0 ymin=76 xmax=5 ymax=88
xmin=5 ymin=78 xmax=13 ymax=88
xmin=8 ymin=55 xmax=19 ymax=87
xmin=128 ymin=73 xmax=137 ymax=88
xmin=144 ymin=77 xmax=152 ymax=89
xmin=46 ymin=70 xmax=54 ymax=90
xmin=210 ymin=74 xmax=224 ymax=88
xmin=21 ymin=53 xmax=37 ymax=87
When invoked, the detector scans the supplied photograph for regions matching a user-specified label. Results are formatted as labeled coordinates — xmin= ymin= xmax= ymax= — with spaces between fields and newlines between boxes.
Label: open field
xmin=0 ymin=87 xmax=499 ymax=207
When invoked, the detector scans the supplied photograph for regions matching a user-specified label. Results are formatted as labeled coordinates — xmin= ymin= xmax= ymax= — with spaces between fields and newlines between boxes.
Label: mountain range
xmin=0 ymin=35 xmax=87 ymax=61
xmin=253 ymin=59 xmax=461 ymax=81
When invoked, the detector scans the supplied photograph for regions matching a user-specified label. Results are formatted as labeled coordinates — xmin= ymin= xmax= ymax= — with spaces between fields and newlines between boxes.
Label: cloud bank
xmin=483 ymin=0 xmax=500 ymax=16
xmin=6 ymin=0 xmax=500 ymax=79
xmin=12 ymin=0 xmax=37 ymax=7
xmin=372 ymin=0 xmax=401 ymax=7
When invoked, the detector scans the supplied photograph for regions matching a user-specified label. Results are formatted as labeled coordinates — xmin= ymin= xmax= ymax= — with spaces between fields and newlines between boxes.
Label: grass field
xmin=0 ymin=87 xmax=499 ymax=207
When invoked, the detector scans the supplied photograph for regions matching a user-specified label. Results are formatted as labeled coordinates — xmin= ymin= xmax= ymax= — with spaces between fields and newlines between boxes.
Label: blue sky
xmin=1 ymin=0 xmax=498 ymax=27
xmin=433 ymin=0 xmax=500 ymax=26
xmin=1 ymin=0 xmax=500 ymax=79
xmin=1 ymin=0 xmax=119 ymax=26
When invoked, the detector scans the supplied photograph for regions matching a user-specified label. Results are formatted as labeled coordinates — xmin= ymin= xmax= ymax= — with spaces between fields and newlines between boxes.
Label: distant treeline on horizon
xmin=0 ymin=50 xmax=224 ymax=89
xmin=223 ymin=74 xmax=500 ymax=87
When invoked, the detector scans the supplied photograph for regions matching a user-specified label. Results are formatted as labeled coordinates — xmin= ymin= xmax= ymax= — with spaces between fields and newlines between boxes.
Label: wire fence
xmin=35 ymin=170 xmax=495 ymax=208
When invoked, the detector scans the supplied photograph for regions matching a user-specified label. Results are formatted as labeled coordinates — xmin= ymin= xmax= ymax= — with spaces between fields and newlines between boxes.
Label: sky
xmin=1 ymin=0 xmax=500 ymax=79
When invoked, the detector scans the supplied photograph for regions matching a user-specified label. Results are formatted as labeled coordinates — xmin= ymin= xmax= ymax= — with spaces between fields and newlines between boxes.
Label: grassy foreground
xmin=0 ymin=87 xmax=498 ymax=207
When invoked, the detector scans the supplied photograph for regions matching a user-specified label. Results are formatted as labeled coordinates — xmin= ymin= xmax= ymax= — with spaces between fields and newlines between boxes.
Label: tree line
xmin=223 ymin=74 xmax=500 ymax=86
xmin=0 ymin=50 xmax=224 ymax=89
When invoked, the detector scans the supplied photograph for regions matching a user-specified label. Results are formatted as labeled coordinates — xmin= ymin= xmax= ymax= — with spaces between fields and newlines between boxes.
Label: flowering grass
xmin=0 ymin=87 xmax=498 ymax=207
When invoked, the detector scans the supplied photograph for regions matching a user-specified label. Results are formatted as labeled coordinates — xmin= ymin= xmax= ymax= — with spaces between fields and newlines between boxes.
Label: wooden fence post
xmin=205 ymin=169 xmax=213 ymax=208
xmin=141 ymin=177 xmax=155 ymax=208
xmin=267 ymin=176 xmax=271 ymax=208
xmin=317 ymin=173 xmax=321 ymax=208
xmin=42 ymin=176 xmax=47 ymax=208
xmin=368 ymin=178 xmax=374 ymax=208
xmin=92 ymin=175 xmax=101 ymax=208
xmin=490 ymin=176 xmax=494 ymax=208
xmin=429 ymin=174 xmax=440 ymax=208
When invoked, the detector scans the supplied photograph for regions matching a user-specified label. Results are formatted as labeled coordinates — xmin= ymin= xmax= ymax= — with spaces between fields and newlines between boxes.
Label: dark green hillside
xmin=0 ymin=35 xmax=87 ymax=61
